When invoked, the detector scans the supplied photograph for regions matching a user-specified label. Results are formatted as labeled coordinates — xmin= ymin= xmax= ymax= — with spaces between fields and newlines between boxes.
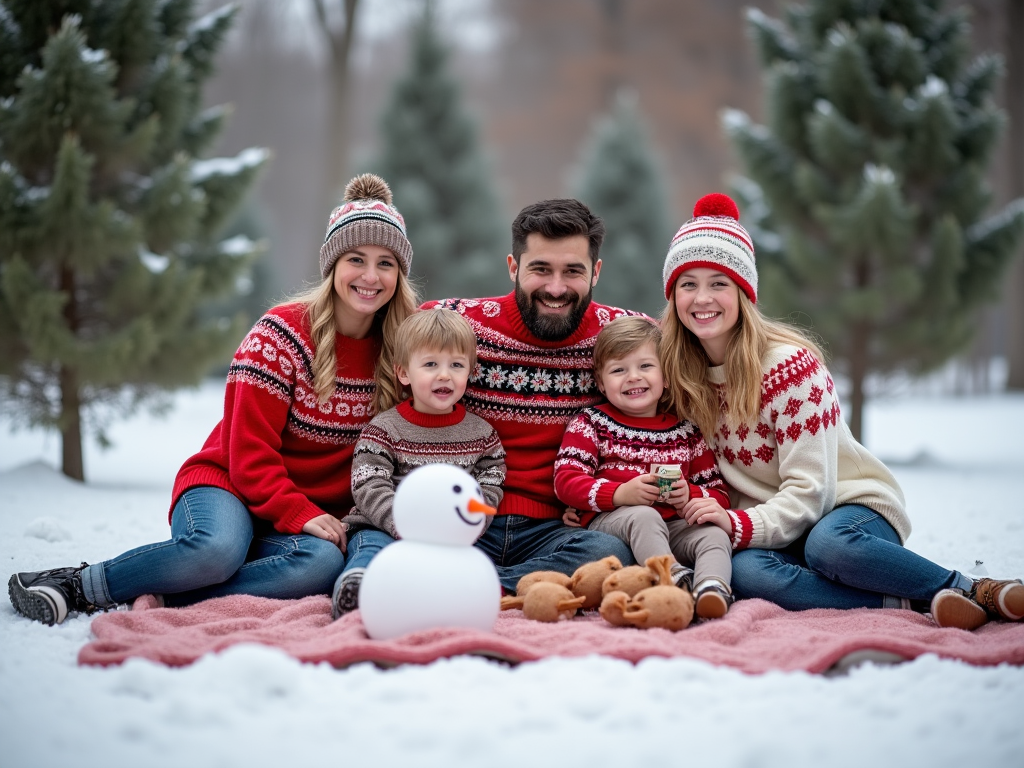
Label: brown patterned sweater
xmin=344 ymin=399 xmax=506 ymax=538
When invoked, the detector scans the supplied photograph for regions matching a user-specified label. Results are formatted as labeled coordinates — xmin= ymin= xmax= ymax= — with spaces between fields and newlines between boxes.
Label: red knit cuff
xmin=727 ymin=509 xmax=754 ymax=550
xmin=688 ymin=483 xmax=706 ymax=500
xmin=278 ymin=501 xmax=329 ymax=535
xmin=595 ymin=480 xmax=619 ymax=511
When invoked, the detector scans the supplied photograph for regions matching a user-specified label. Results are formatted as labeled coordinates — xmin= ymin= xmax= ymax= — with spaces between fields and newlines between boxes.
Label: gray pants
xmin=589 ymin=505 xmax=732 ymax=588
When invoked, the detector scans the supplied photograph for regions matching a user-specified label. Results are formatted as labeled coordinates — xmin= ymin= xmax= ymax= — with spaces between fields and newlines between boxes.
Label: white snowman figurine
xmin=359 ymin=464 xmax=501 ymax=640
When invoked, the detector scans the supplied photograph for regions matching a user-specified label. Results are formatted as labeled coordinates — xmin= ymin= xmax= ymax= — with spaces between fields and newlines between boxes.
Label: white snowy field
xmin=1 ymin=381 xmax=1023 ymax=768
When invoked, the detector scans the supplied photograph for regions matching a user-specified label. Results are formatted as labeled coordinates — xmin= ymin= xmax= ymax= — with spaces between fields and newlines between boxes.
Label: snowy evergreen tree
xmin=0 ymin=1 xmax=267 ymax=480
xmin=572 ymin=92 xmax=673 ymax=317
xmin=724 ymin=0 xmax=1024 ymax=441
xmin=374 ymin=5 xmax=505 ymax=299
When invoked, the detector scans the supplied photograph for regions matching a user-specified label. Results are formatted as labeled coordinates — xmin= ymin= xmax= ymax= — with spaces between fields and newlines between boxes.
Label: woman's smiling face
xmin=673 ymin=268 xmax=740 ymax=365
xmin=331 ymin=245 xmax=399 ymax=337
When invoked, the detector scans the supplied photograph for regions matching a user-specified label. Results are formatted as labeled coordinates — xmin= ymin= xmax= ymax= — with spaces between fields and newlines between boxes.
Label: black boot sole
xmin=8 ymin=573 xmax=61 ymax=626
xmin=332 ymin=579 xmax=361 ymax=620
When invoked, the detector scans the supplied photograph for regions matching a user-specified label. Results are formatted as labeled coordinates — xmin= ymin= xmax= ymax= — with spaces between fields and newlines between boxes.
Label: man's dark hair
xmin=510 ymin=199 xmax=606 ymax=265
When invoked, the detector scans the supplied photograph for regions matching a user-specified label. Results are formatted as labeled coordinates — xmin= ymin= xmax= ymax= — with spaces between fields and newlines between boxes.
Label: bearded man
xmin=425 ymin=199 xmax=641 ymax=590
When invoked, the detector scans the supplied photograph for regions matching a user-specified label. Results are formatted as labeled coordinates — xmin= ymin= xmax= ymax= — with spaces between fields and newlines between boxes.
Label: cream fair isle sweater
xmin=708 ymin=344 xmax=909 ymax=551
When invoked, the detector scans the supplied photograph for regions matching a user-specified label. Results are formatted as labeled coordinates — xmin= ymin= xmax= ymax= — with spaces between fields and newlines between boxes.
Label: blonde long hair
xmin=283 ymin=267 xmax=419 ymax=416
xmin=660 ymin=291 xmax=825 ymax=439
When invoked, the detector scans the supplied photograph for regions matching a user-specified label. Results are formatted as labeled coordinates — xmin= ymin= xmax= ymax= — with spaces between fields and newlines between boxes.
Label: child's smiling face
xmin=396 ymin=346 xmax=472 ymax=415
xmin=596 ymin=341 xmax=665 ymax=419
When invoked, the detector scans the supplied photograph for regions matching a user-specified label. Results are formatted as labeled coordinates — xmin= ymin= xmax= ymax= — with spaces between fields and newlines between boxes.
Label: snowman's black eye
xmin=453 ymin=485 xmax=462 ymax=493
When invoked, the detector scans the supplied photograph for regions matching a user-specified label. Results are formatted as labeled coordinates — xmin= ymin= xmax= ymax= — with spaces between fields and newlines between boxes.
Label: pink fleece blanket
xmin=77 ymin=594 xmax=1024 ymax=674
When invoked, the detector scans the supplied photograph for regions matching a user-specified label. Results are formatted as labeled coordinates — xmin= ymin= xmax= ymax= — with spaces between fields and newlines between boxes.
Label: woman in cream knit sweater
xmin=656 ymin=193 xmax=1023 ymax=631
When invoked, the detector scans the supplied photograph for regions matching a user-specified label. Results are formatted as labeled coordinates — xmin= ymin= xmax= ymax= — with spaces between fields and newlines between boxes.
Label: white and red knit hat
xmin=662 ymin=193 xmax=757 ymax=303
xmin=320 ymin=174 xmax=413 ymax=279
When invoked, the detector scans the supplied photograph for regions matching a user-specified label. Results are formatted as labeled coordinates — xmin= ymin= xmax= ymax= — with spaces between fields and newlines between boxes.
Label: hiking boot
xmin=694 ymin=578 xmax=733 ymax=620
xmin=8 ymin=563 xmax=98 ymax=626
xmin=970 ymin=578 xmax=1024 ymax=621
xmin=930 ymin=588 xmax=988 ymax=630
xmin=331 ymin=568 xmax=364 ymax=620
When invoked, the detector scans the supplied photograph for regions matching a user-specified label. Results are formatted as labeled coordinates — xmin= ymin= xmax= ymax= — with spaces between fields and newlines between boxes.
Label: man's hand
xmin=562 ymin=508 xmax=582 ymax=528
xmin=302 ymin=514 xmax=349 ymax=552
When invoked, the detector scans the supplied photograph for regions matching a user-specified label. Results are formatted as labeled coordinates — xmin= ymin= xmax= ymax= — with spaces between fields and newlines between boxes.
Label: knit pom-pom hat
xmin=662 ymin=192 xmax=757 ymax=303
xmin=319 ymin=174 xmax=413 ymax=279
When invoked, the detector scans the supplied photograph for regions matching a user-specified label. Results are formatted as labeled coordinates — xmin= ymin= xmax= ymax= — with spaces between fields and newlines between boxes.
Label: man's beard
xmin=515 ymin=279 xmax=592 ymax=341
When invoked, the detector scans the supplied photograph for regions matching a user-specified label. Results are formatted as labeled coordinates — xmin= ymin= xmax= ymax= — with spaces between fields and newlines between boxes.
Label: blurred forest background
xmin=2 ymin=0 xmax=1022 ymax=478
xmin=205 ymin=0 xmax=1023 ymax=395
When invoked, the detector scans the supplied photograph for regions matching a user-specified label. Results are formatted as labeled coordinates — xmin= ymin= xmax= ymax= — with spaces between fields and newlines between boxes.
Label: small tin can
xmin=652 ymin=464 xmax=682 ymax=501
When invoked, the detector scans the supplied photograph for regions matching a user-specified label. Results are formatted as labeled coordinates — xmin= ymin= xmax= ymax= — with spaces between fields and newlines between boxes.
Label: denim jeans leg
xmin=343 ymin=529 xmax=396 ymax=572
xmin=803 ymin=504 xmax=968 ymax=601
xmin=731 ymin=534 xmax=887 ymax=610
xmin=81 ymin=486 xmax=253 ymax=607
xmin=476 ymin=515 xmax=635 ymax=592
xmin=167 ymin=528 xmax=345 ymax=606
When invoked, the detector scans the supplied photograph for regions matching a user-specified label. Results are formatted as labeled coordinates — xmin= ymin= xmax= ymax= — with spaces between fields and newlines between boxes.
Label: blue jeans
xmin=80 ymin=487 xmax=346 ymax=608
xmin=343 ymin=529 xmax=396 ymax=572
xmin=474 ymin=515 xmax=635 ymax=592
xmin=731 ymin=504 xmax=972 ymax=610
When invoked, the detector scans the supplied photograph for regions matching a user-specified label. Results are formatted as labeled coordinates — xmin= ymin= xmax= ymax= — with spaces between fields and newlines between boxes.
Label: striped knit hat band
xmin=319 ymin=175 xmax=413 ymax=279
xmin=662 ymin=193 xmax=757 ymax=303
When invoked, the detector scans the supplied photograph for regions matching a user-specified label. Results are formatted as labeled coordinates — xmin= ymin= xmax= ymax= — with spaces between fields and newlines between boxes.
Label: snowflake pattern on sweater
xmin=554 ymin=404 xmax=729 ymax=528
xmin=423 ymin=293 xmax=642 ymax=519
xmin=708 ymin=345 xmax=908 ymax=551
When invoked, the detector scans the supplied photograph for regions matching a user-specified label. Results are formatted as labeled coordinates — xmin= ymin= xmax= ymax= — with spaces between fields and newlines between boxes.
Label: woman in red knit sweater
xmin=8 ymin=174 xmax=419 ymax=625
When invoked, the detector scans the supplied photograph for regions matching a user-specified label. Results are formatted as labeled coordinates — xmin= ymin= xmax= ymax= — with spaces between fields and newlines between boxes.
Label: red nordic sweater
xmin=423 ymin=292 xmax=640 ymax=519
xmin=554 ymin=403 xmax=730 ymax=527
xmin=170 ymin=302 xmax=379 ymax=534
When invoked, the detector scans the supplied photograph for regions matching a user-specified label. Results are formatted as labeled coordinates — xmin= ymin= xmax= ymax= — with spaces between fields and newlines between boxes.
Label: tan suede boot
xmin=971 ymin=578 xmax=1024 ymax=621
xmin=930 ymin=589 xmax=988 ymax=631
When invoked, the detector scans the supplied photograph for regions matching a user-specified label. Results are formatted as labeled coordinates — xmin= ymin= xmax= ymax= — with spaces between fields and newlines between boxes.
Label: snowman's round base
xmin=359 ymin=539 xmax=501 ymax=641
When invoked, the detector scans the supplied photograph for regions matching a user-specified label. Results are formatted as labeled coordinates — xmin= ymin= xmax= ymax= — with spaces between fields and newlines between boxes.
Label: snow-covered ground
xmin=1 ymin=381 xmax=1022 ymax=768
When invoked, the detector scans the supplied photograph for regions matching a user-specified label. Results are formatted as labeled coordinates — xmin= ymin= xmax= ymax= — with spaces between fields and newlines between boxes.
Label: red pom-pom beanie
xmin=662 ymin=192 xmax=757 ymax=303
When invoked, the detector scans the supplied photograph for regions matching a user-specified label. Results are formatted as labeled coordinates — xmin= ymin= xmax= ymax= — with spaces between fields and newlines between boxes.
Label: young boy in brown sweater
xmin=332 ymin=308 xmax=506 ymax=618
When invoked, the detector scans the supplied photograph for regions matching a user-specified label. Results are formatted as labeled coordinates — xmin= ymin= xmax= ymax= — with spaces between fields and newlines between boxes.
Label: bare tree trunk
xmin=847 ymin=256 xmax=871 ymax=443
xmin=1005 ymin=0 xmax=1024 ymax=389
xmin=59 ymin=265 xmax=84 ymax=481
xmin=312 ymin=0 xmax=360 ymax=212
xmin=848 ymin=321 xmax=868 ymax=444
xmin=599 ymin=0 xmax=624 ymax=105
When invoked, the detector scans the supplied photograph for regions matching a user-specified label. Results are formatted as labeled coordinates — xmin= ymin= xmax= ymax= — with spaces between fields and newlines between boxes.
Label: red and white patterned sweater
xmin=423 ymin=292 xmax=641 ymax=519
xmin=709 ymin=344 xmax=909 ymax=551
xmin=171 ymin=302 xmax=379 ymax=534
xmin=553 ymin=403 xmax=730 ymax=528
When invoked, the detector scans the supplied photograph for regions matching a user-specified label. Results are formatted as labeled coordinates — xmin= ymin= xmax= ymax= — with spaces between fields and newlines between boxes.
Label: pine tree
xmin=724 ymin=0 xmax=1024 ymax=441
xmin=374 ymin=4 xmax=506 ymax=300
xmin=0 ymin=1 xmax=267 ymax=480
xmin=572 ymin=92 xmax=673 ymax=317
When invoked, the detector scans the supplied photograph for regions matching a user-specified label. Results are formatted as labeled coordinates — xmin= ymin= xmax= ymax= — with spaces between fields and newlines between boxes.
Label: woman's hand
xmin=612 ymin=474 xmax=661 ymax=507
xmin=562 ymin=508 xmax=582 ymax=528
xmin=681 ymin=497 xmax=731 ymax=534
xmin=302 ymin=514 xmax=349 ymax=552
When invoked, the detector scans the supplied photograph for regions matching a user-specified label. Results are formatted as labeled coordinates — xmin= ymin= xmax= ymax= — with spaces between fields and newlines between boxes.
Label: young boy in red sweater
xmin=555 ymin=316 xmax=735 ymax=619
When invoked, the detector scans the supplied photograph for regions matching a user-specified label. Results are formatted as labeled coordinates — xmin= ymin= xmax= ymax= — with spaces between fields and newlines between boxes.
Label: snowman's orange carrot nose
xmin=468 ymin=498 xmax=497 ymax=515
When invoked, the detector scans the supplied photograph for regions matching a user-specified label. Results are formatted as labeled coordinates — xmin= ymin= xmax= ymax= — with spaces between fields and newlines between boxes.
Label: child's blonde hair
xmin=593 ymin=316 xmax=662 ymax=374
xmin=379 ymin=308 xmax=478 ymax=411
xmin=659 ymin=291 xmax=825 ymax=438
xmin=283 ymin=266 xmax=419 ymax=415
xmin=593 ymin=316 xmax=669 ymax=413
